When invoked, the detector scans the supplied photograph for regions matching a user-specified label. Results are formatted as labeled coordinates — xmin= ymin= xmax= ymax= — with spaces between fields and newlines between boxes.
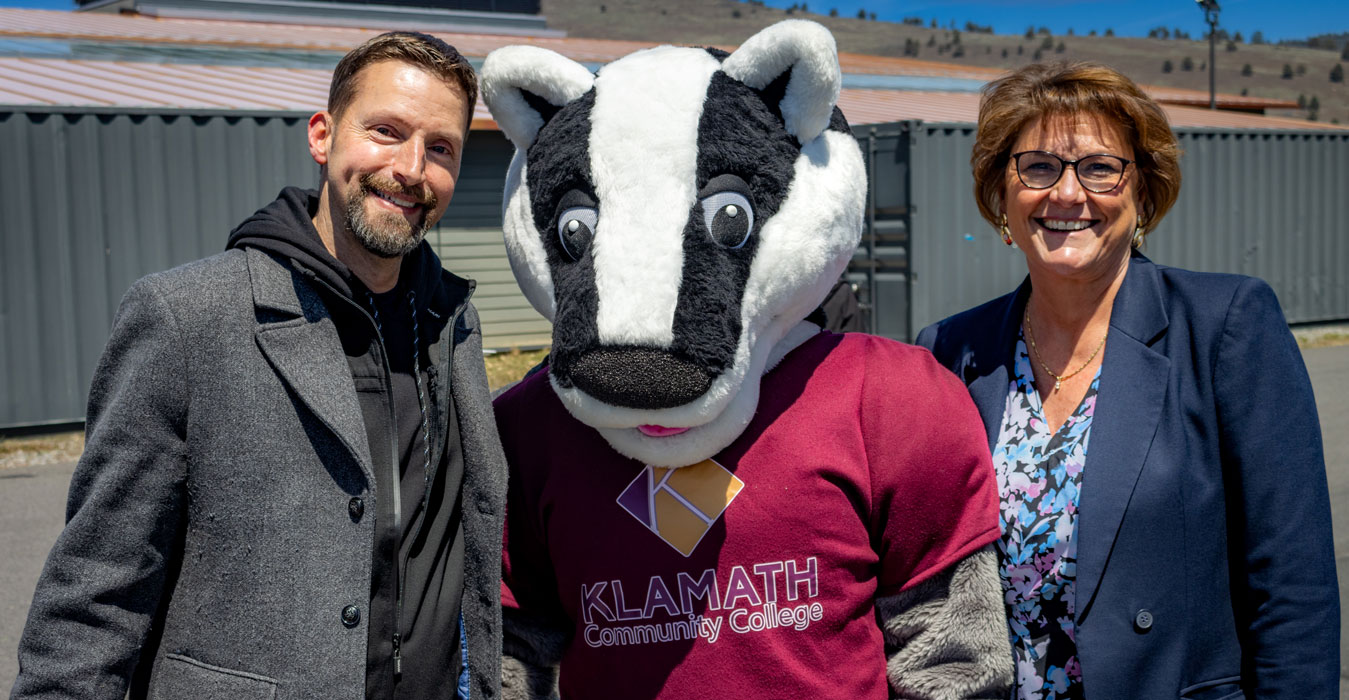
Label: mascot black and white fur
xmin=484 ymin=20 xmax=1012 ymax=699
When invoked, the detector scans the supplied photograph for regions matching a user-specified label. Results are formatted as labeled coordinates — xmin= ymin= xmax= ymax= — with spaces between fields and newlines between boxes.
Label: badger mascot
xmin=482 ymin=20 xmax=1012 ymax=699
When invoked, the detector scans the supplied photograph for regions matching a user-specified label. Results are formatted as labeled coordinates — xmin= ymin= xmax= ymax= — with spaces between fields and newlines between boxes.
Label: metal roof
xmin=2 ymin=57 xmax=1338 ymax=133
xmin=836 ymin=89 xmax=1339 ymax=131
xmin=0 ymin=56 xmax=501 ymax=126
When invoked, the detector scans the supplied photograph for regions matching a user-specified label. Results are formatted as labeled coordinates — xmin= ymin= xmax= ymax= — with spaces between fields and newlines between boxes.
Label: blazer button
xmin=342 ymin=605 xmax=361 ymax=628
xmin=1133 ymin=609 xmax=1154 ymax=632
xmin=348 ymin=497 xmax=365 ymax=522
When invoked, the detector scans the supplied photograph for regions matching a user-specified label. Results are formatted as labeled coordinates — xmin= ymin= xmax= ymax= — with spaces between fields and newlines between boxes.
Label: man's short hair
xmin=328 ymin=31 xmax=479 ymax=130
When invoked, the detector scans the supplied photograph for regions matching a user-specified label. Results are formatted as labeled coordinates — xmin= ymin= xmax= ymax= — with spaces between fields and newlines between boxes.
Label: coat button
xmin=348 ymin=497 xmax=364 ymax=521
xmin=342 ymin=605 xmax=361 ymax=627
xmin=1133 ymin=609 xmax=1154 ymax=631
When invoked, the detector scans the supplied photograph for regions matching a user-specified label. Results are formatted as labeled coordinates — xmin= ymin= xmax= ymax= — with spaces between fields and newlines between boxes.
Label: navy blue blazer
xmin=917 ymin=253 xmax=1338 ymax=699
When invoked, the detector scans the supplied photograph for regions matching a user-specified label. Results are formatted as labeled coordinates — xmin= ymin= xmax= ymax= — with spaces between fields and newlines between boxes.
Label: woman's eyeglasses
xmin=1011 ymin=151 xmax=1134 ymax=193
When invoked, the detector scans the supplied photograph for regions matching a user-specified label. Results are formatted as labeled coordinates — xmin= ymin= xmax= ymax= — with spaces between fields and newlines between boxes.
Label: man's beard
xmin=342 ymin=173 xmax=439 ymax=259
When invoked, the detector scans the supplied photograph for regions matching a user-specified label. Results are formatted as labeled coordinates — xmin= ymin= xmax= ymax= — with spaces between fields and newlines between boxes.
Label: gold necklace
xmin=1023 ymin=303 xmax=1107 ymax=392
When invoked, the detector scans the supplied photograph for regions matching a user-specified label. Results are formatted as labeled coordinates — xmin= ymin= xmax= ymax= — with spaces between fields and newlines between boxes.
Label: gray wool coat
xmin=11 ymin=247 xmax=507 ymax=700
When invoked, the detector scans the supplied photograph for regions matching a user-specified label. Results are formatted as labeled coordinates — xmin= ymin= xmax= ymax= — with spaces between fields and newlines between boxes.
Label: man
xmin=12 ymin=32 xmax=505 ymax=700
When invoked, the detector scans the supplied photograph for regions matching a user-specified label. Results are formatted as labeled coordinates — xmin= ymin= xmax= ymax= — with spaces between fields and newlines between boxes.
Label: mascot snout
xmin=555 ymin=346 xmax=714 ymax=410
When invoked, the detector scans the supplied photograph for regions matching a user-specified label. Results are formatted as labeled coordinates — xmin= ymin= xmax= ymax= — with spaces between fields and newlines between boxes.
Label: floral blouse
xmin=991 ymin=334 xmax=1100 ymax=700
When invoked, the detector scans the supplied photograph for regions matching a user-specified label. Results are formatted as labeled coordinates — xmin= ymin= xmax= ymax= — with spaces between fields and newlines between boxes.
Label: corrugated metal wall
xmin=847 ymin=125 xmax=912 ymax=340
xmin=1150 ymin=129 xmax=1349 ymax=323
xmin=4 ymin=110 xmax=1346 ymax=429
xmin=0 ymin=109 xmax=541 ymax=429
xmin=854 ymin=122 xmax=1349 ymax=341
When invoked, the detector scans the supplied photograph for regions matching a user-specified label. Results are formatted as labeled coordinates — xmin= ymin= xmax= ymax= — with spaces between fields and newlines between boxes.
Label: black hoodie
xmin=227 ymin=187 xmax=468 ymax=699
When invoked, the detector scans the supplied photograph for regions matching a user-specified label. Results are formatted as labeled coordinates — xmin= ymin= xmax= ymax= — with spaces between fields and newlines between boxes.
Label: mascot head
xmin=482 ymin=20 xmax=866 ymax=468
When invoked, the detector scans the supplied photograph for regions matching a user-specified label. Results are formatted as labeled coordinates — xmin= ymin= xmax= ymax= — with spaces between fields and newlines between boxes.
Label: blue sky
xmin=1 ymin=0 xmax=1344 ymax=43
xmin=759 ymin=0 xmax=1345 ymax=42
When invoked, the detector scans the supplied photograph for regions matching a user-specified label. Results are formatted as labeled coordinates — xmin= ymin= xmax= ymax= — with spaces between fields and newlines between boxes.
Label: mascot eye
xmin=700 ymin=191 xmax=755 ymax=249
xmin=556 ymin=206 xmax=597 ymax=262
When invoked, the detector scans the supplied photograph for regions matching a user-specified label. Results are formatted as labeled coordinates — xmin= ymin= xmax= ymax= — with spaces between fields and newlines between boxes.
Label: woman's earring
xmin=1133 ymin=216 xmax=1145 ymax=248
xmin=999 ymin=213 xmax=1013 ymax=246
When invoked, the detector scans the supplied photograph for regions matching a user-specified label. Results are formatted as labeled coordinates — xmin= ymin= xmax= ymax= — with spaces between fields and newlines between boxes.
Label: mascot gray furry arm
xmin=483 ymin=20 xmax=1011 ymax=700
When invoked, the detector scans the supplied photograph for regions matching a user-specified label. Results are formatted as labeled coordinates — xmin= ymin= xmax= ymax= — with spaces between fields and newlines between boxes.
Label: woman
xmin=917 ymin=62 xmax=1338 ymax=699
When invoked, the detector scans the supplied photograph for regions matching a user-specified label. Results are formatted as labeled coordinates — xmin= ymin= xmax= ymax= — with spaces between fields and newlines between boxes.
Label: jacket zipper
xmin=392 ymin=287 xmax=473 ymax=675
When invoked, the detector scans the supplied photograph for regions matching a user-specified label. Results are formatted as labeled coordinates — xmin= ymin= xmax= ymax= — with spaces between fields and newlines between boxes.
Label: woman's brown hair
xmin=971 ymin=62 xmax=1182 ymax=240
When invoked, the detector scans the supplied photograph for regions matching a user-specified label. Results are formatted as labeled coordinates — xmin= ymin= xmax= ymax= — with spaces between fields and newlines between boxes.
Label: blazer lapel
xmin=967 ymin=282 xmax=1031 ymax=449
xmin=246 ymin=248 xmax=375 ymax=482
xmin=1075 ymin=255 xmax=1170 ymax=621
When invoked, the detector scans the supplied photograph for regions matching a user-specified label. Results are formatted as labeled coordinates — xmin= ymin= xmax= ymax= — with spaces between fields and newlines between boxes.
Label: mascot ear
xmin=481 ymin=45 xmax=595 ymax=150
xmin=721 ymin=19 xmax=842 ymax=144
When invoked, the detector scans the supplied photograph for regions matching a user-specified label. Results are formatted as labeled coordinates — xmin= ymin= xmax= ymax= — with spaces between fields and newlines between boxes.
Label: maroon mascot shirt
xmin=496 ymin=332 xmax=999 ymax=699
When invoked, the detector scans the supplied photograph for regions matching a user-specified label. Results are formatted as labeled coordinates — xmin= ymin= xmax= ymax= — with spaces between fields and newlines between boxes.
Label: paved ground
xmin=0 ymin=459 xmax=74 ymax=694
xmin=2 ymin=345 xmax=1348 ymax=695
xmin=1311 ymin=345 xmax=1349 ymax=699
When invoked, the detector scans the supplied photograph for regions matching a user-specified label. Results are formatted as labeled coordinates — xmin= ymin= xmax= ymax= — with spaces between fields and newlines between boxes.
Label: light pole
xmin=1196 ymin=0 xmax=1221 ymax=109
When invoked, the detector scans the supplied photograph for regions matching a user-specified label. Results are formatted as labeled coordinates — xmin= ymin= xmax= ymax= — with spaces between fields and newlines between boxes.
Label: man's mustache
xmin=359 ymin=174 xmax=437 ymax=209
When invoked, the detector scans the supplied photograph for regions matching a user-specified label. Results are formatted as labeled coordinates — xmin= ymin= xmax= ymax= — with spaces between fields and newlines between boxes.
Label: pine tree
xmin=1282 ymin=64 xmax=1293 ymax=79
xmin=1163 ymin=59 xmax=1174 ymax=73
xmin=1241 ymin=63 xmax=1252 ymax=77
xmin=1332 ymin=64 xmax=1345 ymax=83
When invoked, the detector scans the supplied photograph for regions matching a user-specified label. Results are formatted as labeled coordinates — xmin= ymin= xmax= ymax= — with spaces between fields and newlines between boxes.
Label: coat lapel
xmin=1074 ymin=255 xmax=1170 ymax=621
xmin=246 ymin=248 xmax=375 ymax=482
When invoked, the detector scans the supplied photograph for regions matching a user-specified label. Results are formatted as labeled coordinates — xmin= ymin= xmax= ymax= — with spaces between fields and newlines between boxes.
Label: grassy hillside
xmin=542 ymin=0 xmax=1349 ymax=126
